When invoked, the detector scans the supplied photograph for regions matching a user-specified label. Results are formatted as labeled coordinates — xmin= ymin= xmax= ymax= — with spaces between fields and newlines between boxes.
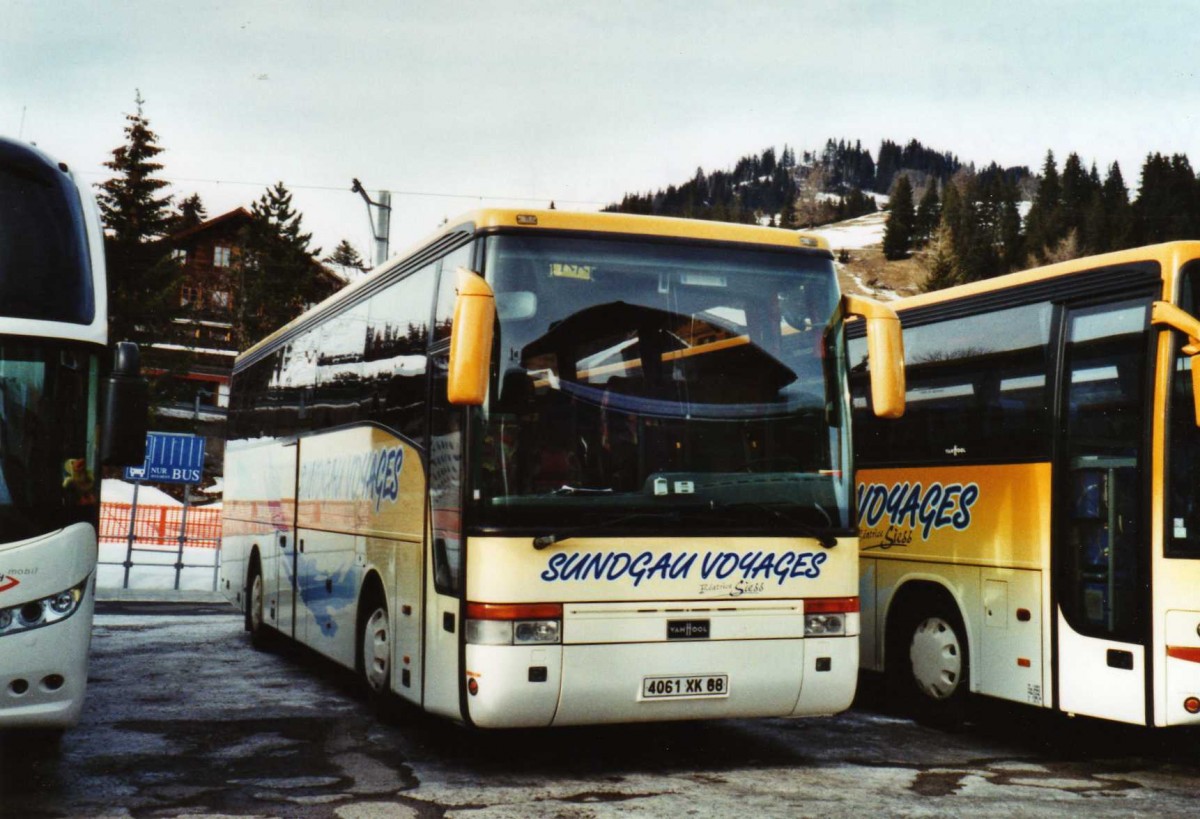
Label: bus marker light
xmin=1016 ymin=609 xmax=1031 ymax=622
xmin=468 ymin=678 xmax=479 ymax=696
xmin=1185 ymin=697 xmax=1200 ymax=714
xmin=1017 ymin=658 xmax=1031 ymax=668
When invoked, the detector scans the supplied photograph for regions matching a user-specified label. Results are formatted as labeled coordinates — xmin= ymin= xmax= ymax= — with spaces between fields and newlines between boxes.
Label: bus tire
xmin=358 ymin=587 xmax=392 ymax=712
xmin=888 ymin=598 xmax=970 ymax=729
xmin=246 ymin=559 xmax=272 ymax=650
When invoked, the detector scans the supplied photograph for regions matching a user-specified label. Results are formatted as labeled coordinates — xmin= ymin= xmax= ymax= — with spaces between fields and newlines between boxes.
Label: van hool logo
xmin=0 ymin=575 xmax=20 ymax=593
xmin=857 ymin=481 xmax=980 ymax=544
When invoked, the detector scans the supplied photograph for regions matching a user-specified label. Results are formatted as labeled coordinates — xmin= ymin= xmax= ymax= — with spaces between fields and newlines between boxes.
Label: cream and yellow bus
xmin=220 ymin=208 xmax=903 ymax=727
xmin=851 ymin=241 xmax=1200 ymax=728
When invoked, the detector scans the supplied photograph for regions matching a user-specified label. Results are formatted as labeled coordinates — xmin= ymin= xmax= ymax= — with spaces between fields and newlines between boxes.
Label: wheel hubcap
xmin=909 ymin=616 xmax=962 ymax=700
xmin=363 ymin=607 xmax=390 ymax=693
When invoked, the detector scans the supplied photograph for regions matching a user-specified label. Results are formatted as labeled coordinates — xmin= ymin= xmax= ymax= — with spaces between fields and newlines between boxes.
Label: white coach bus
xmin=220 ymin=208 xmax=903 ymax=727
xmin=0 ymin=137 xmax=146 ymax=731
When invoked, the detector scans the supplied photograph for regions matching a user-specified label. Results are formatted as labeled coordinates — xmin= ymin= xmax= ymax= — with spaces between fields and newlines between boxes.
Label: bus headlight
xmin=465 ymin=602 xmax=562 ymax=646
xmin=0 ymin=580 xmax=87 ymax=637
xmin=804 ymin=597 xmax=858 ymax=637
xmin=513 ymin=620 xmax=560 ymax=645
xmin=804 ymin=613 xmax=845 ymax=636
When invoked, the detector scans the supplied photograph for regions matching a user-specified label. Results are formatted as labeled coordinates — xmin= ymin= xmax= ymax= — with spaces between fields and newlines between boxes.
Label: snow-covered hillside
xmin=803 ymin=210 xmax=887 ymax=251
xmin=799 ymin=211 xmax=913 ymax=301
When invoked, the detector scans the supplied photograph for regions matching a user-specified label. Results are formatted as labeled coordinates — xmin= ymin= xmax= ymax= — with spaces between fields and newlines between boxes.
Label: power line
xmin=75 ymin=170 xmax=611 ymax=207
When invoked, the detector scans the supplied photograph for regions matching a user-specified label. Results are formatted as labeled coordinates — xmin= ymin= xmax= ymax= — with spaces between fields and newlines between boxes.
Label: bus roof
xmin=891 ymin=240 xmax=1200 ymax=313
xmin=237 ymin=208 xmax=831 ymax=364
xmin=458 ymin=208 xmax=830 ymax=250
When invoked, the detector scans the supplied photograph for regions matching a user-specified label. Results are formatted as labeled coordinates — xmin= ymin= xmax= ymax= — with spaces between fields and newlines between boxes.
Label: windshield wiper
xmin=532 ymin=511 xmax=681 ymax=550
xmin=551 ymin=485 xmax=614 ymax=496
xmin=713 ymin=501 xmax=840 ymax=548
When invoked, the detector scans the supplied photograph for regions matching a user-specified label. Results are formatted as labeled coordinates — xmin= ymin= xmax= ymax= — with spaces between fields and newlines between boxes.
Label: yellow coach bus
xmin=851 ymin=241 xmax=1200 ymax=728
xmin=219 ymin=208 xmax=904 ymax=727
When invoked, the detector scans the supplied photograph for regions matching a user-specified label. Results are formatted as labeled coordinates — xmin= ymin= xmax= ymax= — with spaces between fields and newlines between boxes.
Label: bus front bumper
xmin=464 ymin=634 xmax=858 ymax=728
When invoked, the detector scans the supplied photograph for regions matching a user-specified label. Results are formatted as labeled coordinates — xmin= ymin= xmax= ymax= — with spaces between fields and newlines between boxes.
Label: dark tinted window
xmin=473 ymin=234 xmax=849 ymax=533
xmin=1058 ymin=299 xmax=1149 ymax=641
xmin=853 ymin=302 xmax=1053 ymax=465
xmin=1167 ymin=263 xmax=1200 ymax=558
xmin=229 ymin=261 xmax=437 ymax=443
xmin=0 ymin=340 xmax=100 ymax=539
xmin=364 ymin=262 xmax=434 ymax=438
xmin=0 ymin=141 xmax=94 ymax=324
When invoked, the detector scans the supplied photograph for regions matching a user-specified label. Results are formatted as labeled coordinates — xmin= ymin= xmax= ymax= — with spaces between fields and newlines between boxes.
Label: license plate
xmin=641 ymin=674 xmax=729 ymax=700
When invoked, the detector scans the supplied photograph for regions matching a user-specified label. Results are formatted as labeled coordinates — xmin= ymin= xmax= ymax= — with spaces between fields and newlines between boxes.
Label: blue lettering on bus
xmin=541 ymin=549 xmax=827 ymax=586
xmin=856 ymin=481 xmax=979 ymax=539
xmin=300 ymin=445 xmax=405 ymax=512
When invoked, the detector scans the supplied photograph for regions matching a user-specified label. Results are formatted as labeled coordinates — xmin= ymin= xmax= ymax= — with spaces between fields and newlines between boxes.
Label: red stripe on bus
xmin=466 ymin=602 xmax=563 ymax=620
xmin=805 ymin=597 xmax=859 ymax=614
xmin=1167 ymin=646 xmax=1200 ymax=664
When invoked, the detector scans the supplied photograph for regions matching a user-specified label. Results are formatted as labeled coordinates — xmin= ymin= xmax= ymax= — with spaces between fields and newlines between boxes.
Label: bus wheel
xmin=892 ymin=603 xmax=970 ymax=729
xmin=246 ymin=562 xmax=270 ymax=650
xmin=360 ymin=598 xmax=391 ymax=703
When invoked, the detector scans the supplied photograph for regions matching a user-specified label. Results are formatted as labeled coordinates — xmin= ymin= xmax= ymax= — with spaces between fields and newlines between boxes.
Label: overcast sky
xmin=5 ymin=1 xmax=1200 ymax=261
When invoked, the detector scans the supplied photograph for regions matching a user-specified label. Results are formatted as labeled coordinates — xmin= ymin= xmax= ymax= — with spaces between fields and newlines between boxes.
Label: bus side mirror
xmin=448 ymin=267 xmax=496 ymax=406
xmin=1152 ymin=301 xmax=1200 ymax=427
xmin=101 ymin=341 xmax=149 ymax=466
xmin=844 ymin=294 xmax=905 ymax=419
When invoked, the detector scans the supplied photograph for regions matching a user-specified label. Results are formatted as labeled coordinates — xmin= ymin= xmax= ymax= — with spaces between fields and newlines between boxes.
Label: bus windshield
xmin=0 ymin=143 xmax=95 ymax=324
xmin=473 ymin=234 xmax=850 ymax=534
xmin=0 ymin=339 xmax=100 ymax=540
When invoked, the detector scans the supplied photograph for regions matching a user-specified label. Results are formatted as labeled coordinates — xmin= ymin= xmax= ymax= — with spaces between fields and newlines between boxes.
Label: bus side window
xmin=434 ymin=243 xmax=473 ymax=343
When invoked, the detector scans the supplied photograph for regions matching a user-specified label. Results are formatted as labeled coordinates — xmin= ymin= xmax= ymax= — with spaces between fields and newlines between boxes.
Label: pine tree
xmin=1101 ymin=162 xmax=1132 ymax=251
xmin=325 ymin=240 xmax=368 ymax=272
xmin=1024 ymin=150 xmax=1062 ymax=263
xmin=235 ymin=182 xmax=331 ymax=348
xmin=96 ymin=92 xmax=181 ymax=345
xmin=1059 ymin=153 xmax=1098 ymax=243
xmin=921 ymin=222 xmax=960 ymax=292
xmin=174 ymin=193 xmax=208 ymax=231
xmin=914 ymin=183 xmax=941 ymax=245
xmin=882 ymin=174 xmax=915 ymax=260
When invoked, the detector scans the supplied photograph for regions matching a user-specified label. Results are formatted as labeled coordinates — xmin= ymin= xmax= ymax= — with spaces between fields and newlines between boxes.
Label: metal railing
xmin=98 ymin=503 xmax=223 ymax=590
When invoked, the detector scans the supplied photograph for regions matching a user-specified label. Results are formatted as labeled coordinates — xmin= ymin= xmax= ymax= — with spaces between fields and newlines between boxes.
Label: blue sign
xmin=124 ymin=432 xmax=206 ymax=485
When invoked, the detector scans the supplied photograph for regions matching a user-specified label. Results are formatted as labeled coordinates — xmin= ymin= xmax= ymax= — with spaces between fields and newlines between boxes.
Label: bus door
xmin=1054 ymin=297 xmax=1153 ymax=725
xmin=275 ymin=440 xmax=300 ymax=639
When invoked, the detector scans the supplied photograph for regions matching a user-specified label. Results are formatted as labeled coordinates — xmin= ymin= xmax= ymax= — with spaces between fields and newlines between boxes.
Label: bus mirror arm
xmin=1152 ymin=301 xmax=1200 ymax=426
xmin=843 ymin=295 xmax=906 ymax=419
xmin=100 ymin=341 xmax=150 ymax=466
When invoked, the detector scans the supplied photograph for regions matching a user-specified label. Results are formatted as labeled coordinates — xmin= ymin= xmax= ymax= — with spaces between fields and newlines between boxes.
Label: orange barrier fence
xmin=99 ymin=503 xmax=223 ymax=550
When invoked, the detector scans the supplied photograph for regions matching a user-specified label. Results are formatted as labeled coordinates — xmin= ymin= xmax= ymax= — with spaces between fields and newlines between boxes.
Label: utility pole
xmin=351 ymin=178 xmax=392 ymax=267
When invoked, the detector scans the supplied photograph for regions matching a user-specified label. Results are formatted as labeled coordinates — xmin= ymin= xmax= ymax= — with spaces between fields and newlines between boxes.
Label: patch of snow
xmin=101 ymin=478 xmax=183 ymax=507
xmin=846 ymin=272 xmax=902 ymax=301
xmin=803 ymin=211 xmax=888 ymax=250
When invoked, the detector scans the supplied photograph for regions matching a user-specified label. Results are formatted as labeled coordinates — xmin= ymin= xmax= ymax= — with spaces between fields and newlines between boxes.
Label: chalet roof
xmin=169 ymin=207 xmax=252 ymax=243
